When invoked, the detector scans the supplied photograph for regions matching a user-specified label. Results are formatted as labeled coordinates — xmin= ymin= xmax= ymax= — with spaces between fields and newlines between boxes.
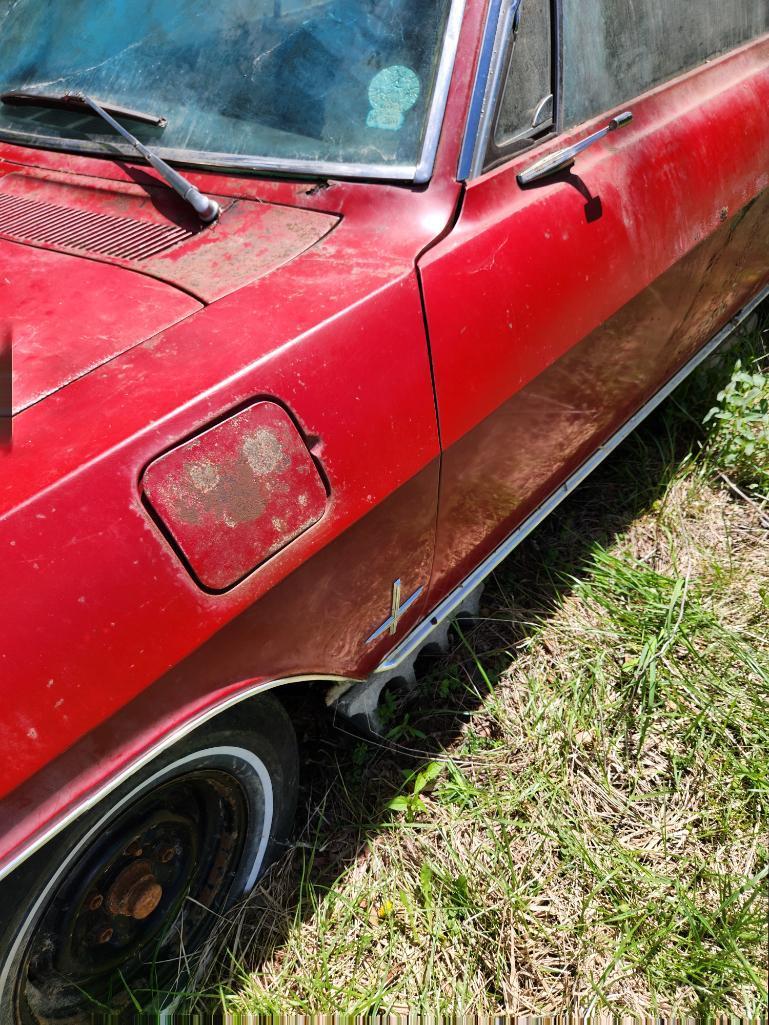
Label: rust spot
xmin=172 ymin=456 xmax=266 ymax=527
xmin=216 ymin=464 xmax=266 ymax=527
xmin=106 ymin=859 xmax=163 ymax=921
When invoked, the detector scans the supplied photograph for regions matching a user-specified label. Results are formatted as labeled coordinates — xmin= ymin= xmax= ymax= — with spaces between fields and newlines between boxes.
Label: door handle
xmin=517 ymin=111 xmax=633 ymax=186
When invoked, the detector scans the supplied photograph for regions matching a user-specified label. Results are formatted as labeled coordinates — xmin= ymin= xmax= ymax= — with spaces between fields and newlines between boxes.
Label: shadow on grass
xmin=197 ymin=305 xmax=768 ymax=1011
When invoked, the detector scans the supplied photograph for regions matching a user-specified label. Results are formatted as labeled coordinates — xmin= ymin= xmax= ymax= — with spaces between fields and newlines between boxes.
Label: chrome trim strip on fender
xmin=366 ymin=582 xmax=425 ymax=644
xmin=0 ymin=674 xmax=358 ymax=884
xmin=376 ymin=285 xmax=769 ymax=673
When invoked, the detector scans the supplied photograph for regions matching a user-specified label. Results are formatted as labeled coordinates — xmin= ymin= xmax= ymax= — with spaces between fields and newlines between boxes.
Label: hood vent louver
xmin=0 ymin=169 xmax=339 ymax=304
xmin=0 ymin=190 xmax=197 ymax=261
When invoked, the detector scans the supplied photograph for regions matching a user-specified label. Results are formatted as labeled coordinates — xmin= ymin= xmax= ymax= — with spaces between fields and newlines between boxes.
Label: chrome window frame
xmin=458 ymin=0 xmax=561 ymax=181
xmin=0 ymin=0 xmax=465 ymax=185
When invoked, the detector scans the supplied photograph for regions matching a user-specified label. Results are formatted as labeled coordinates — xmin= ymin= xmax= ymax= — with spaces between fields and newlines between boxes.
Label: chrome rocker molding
xmin=375 ymin=284 xmax=769 ymax=674
xmin=0 ymin=674 xmax=358 ymax=885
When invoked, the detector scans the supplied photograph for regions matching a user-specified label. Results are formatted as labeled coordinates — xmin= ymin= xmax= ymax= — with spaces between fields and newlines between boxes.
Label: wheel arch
xmin=0 ymin=671 xmax=357 ymax=886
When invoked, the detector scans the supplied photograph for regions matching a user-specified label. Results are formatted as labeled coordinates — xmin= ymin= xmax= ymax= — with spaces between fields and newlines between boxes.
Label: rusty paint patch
xmin=187 ymin=459 xmax=220 ymax=494
xmin=243 ymin=428 xmax=292 ymax=475
xmin=143 ymin=402 xmax=326 ymax=590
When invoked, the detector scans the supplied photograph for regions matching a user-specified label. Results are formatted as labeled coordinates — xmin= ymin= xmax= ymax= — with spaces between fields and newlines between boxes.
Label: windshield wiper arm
xmin=77 ymin=94 xmax=220 ymax=222
xmin=1 ymin=90 xmax=220 ymax=223
xmin=1 ymin=90 xmax=167 ymax=128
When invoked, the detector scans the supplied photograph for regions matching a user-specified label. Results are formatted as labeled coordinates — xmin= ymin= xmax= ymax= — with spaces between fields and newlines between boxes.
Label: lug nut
xmin=97 ymin=927 xmax=113 ymax=944
xmin=124 ymin=841 xmax=143 ymax=857
xmin=159 ymin=846 xmax=176 ymax=863
xmin=88 ymin=893 xmax=104 ymax=911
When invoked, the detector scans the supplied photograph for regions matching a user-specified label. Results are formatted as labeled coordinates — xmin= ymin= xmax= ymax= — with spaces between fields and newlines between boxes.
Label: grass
xmin=190 ymin=308 xmax=769 ymax=1018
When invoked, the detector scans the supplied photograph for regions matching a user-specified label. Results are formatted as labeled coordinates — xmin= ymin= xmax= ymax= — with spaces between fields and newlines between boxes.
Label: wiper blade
xmin=1 ymin=90 xmax=220 ymax=223
xmin=0 ymin=90 xmax=167 ymax=128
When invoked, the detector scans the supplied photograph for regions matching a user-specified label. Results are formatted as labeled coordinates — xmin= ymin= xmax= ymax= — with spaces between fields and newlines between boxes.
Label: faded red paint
xmin=0 ymin=0 xmax=767 ymax=883
xmin=419 ymin=37 xmax=769 ymax=603
xmin=0 ymin=168 xmax=339 ymax=303
xmin=2 ymin=242 xmax=201 ymax=413
xmin=143 ymin=403 xmax=327 ymax=591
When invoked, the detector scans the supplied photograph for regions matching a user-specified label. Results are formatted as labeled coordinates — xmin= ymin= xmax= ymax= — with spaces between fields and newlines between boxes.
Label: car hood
xmin=0 ymin=169 xmax=338 ymax=414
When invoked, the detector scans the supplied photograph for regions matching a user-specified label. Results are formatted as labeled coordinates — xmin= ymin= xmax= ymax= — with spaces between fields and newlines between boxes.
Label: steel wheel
xmin=0 ymin=696 xmax=298 ymax=1023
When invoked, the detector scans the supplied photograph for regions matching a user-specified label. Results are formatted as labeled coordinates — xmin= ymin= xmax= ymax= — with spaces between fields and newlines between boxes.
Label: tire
xmin=0 ymin=694 xmax=298 ymax=1024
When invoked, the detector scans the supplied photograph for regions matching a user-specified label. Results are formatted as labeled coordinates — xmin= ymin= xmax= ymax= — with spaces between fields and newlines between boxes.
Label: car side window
xmin=483 ymin=0 xmax=554 ymax=171
xmin=475 ymin=0 xmax=768 ymax=178
xmin=562 ymin=0 xmax=769 ymax=128
xmin=494 ymin=0 xmax=553 ymax=145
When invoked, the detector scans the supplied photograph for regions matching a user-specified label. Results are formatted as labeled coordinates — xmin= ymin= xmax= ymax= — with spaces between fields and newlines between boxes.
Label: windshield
xmin=0 ymin=0 xmax=455 ymax=178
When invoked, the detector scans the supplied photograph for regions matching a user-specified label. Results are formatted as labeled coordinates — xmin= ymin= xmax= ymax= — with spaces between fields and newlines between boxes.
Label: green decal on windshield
xmin=367 ymin=65 xmax=420 ymax=131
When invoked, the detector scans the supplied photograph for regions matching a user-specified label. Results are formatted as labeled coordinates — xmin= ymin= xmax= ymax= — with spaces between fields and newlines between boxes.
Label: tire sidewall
xmin=0 ymin=696 xmax=298 ymax=1024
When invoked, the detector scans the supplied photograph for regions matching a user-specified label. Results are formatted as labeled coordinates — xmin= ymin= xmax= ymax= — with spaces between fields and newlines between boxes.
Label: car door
xmin=419 ymin=0 xmax=769 ymax=605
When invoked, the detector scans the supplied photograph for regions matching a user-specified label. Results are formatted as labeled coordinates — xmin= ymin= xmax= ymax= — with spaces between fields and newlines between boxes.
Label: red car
xmin=0 ymin=0 xmax=767 ymax=1017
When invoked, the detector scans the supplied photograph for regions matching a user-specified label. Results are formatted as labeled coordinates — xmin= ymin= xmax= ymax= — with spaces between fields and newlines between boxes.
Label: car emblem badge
xmin=366 ymin=579 xmax=424 ymax=645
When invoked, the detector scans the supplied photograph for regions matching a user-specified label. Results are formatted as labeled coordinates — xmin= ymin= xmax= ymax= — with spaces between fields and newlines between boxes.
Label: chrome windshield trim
xmin=376 ymin=283 xmax=769 ymax=673
xmin=0 ymin=673 xmax=358 ymax=883
xmin=415 ymin=0 xmax=467 ymax=184
xmin=0 ymin=0 xmax=466 ymax=186
xmin=0 ymin=127 xmax=419 ymax=181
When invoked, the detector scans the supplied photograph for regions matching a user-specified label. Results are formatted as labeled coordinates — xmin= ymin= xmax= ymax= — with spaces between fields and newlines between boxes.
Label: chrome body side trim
xmin=376 ymin=285 xmax=769 ymax=674
xmin=0 ymin=674 xmax=358 ymax=884
xmin=0 ymin=0 xmax=466 ymax=186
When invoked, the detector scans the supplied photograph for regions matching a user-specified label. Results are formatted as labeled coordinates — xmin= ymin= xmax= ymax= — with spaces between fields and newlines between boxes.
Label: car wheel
xmin=0 ymin=694 xmax=298 ymax=1024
